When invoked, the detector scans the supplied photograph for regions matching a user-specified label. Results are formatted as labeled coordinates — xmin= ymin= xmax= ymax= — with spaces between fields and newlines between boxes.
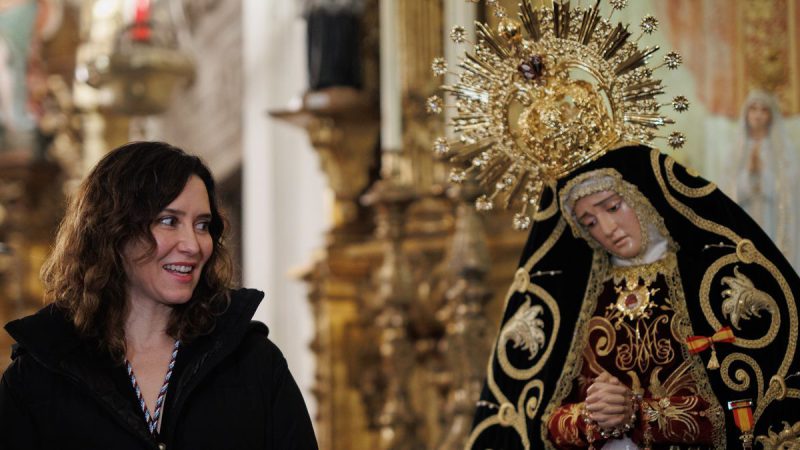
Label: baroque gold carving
xmin=362 ymin=180 xmax=423 ymax=450
xmin=437 ymin=177 xmax=493 ymax=450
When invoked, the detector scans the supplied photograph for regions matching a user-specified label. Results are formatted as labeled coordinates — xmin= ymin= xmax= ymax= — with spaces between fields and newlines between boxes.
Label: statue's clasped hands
xmin=584 ymin=371 xmax=639 ymax=438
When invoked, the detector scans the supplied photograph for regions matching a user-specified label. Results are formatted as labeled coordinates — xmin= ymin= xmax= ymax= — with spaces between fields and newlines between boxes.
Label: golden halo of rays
xmin=430 ymin=0 xmax=688 ymax=230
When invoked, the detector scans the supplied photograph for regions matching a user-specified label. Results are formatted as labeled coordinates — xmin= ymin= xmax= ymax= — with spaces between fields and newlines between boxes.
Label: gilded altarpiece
xmin=274 ymin=1 xmax=525 ymax=448
xmin=0 ymin=2 xmax=84 ymax=369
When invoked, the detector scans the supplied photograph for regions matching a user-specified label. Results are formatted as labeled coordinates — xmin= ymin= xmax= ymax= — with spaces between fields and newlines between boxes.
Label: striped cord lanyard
xmin=125 ymin=339 xmax=181 ymax=436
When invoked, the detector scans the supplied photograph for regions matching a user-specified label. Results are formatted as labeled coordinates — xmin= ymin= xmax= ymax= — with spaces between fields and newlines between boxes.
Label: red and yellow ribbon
xmin=728 ymin=399 xmax=754 ymax=432
xmin=686 ymin=326 xmax=736 ymax=353
xmin=686 ymin=327 xmax=735 ymax=370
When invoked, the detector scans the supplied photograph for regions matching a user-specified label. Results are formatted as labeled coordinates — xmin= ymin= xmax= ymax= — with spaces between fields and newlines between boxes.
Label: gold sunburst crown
xmin=430 ymin=0 xmax=689 ymax=230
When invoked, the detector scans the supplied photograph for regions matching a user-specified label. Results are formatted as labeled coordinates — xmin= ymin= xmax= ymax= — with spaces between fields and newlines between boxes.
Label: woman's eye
xmin=608 ymin=202 xmax=620 ymax=212
xmin=195 ymin=221 xmax=211 ymax=232
xmin=157 ymin=216 xmax=177 ymax=226
xmin=582 ymin=219 xmax=596 ymax=228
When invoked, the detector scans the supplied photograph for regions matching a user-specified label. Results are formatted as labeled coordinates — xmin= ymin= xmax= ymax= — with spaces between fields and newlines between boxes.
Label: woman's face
xmin=746 ymin=101 xmax=772 ymax=134
xmin=573 ymin=190 xmax=643 ymax=259
xmin=122 ymin=175 xmax=214 ymax=309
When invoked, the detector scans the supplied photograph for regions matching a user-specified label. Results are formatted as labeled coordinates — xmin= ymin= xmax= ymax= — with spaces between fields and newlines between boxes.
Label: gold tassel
xmin=707 ymin=346 xmax=720 ymax=370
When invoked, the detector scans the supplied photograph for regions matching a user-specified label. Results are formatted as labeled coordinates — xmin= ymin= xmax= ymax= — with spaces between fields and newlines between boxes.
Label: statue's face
xmin=746 ymin=101 xmax=772 ymax=135
xmin=573 ymin=190 xmax=643 ymax=259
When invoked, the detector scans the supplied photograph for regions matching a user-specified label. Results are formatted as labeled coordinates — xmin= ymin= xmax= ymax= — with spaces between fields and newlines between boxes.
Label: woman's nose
xmin=177 ymin=227 xmax=200 ymax=254
xmin=597 ymin=214 xmax=616 ymax=236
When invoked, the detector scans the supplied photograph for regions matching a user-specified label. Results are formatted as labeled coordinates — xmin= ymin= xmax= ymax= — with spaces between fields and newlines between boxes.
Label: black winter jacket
xmin=0 ymin=288 xmax=318 ymax=450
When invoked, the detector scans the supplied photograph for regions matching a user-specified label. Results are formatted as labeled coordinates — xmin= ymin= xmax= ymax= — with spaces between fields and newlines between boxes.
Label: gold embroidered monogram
xmin=612 ymin=312 xmax=675 ymax=373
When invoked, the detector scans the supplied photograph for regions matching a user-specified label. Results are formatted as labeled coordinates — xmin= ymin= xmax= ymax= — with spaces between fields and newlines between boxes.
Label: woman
xmin=467 ymin=146 xmax=800 ymax=449
xmin=0 ymin=141 xmax=318 ymax=449
xmin=726 ymin=90 xmax=799 ymax=270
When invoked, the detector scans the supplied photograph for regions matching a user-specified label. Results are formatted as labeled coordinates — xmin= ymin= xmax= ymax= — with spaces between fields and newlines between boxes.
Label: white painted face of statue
xmin=746 ymin=101 xmax=772 ymax=138
xmin=573 ymin=190 xmax=643 ymax=259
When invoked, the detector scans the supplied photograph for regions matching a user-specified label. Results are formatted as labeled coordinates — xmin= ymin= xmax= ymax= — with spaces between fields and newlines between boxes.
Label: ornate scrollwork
xmin=500 ymin=298 xmax=546 ymax=360
xmin=642 ymin=396 xmax=703 ymax=441
xmin=719 ymin=353 xmax=784 ymax=423
xmin=512 ymin=267 xmax=531 ymax=293
xmin=756 ymin=420 xmax=800 ymax=450
xmin=720 ymin=353 xmax=763 ymax=396
xmin=737 ymin=239 xmax=757 ymax=264
xmin=721 ymin=265 xmax=778 ymax=330
xmin=521 ymin=379 xmax=545 ymax=420
xmin=700 ymin=254 xmax=781 ymax=349
xmin=497 ymin=284 xmax=561 ymax=381
xmin=664 ymin=156 xmax=716 ymax=198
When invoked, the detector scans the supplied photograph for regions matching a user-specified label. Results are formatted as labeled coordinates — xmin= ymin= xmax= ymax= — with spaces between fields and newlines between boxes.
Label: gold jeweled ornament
xmin=612 ymin=280 xmax=658 ymax=323
xmin=430 ymin=0 xmax=688 ymax=230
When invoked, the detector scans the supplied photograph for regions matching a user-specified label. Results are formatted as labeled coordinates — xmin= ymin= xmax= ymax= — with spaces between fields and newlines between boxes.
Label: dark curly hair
xmin=40 ymin=141 xmax=233 ymax=361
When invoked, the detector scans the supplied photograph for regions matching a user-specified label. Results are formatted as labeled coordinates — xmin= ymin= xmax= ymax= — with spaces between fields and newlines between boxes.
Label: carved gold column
xmin=362 ymin=179 xmax=422 ymax=450
xmin=0 ymin=159 xmax=64 ymax=369
xmin=271 ymin=86 xmax=381 ymax=450
xmin=271 ymin=87 xmax=378 ymax=235
xmin=398 ymin=0 xmax=446 ymax=191
xmin=437 ymin=178 xmax=492 ymax=449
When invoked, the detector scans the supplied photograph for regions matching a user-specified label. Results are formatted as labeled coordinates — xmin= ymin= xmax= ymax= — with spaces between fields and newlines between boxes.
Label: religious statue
xmin=0 ymin=0 xmax=41 ymax=153
xmin=725 ymin=90 xmax=799 ymax=270
xmin=427 ymin=1 xmax=800 ymax=449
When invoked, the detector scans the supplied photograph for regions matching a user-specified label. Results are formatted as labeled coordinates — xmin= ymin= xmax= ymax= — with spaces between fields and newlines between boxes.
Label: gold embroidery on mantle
xmin=654 ymin=148 xmax=800 ymax=430
xmin=540 ymin=250 xmax=608 ymax=449
xmin=500 ymin=299 xmax=546 ymax=360
xmin=721 ymin=265 xmax=779 ymax=330
xmin=470 ymin=219 xmax=567 ymax=449
xmin=554 ymin=402 xmax=583 ymax=445
xmin=756 ymin=420 xmax=800 ymax=450
xmin=651 ymin=149 xmax=740 ymax=244
xmin=698 ymin=250 xmax=795 ymax=423
xmin=643 ymin=395 xmax=703 ymax=442
xmin=663 ymin=155 xmax=717 ymax=199
xmin=612 ymin=313 xmax=675 ymax=373
xmin=497 ymin=284 xmax=561 ymax=381
xmin=699 ymin=254 xmax=780 ymax=349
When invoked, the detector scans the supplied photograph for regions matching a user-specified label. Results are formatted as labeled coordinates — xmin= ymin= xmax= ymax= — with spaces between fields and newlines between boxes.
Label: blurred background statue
xmin=725 ymin=90 xmax=799 ymax=269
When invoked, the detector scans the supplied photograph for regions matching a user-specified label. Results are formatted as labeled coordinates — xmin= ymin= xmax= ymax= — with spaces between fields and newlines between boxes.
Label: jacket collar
xmin=4 ymin=288 xmax=266 ymax=447
xmin=4 ymin=288 xmax=264 ymax=370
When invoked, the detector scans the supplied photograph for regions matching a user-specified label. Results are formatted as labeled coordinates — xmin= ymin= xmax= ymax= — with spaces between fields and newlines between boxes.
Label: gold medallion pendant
xmin=613 ymin=281 xmax=658 ymax=322
xmin=607 ymin=253 xmax=676 ymax=324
